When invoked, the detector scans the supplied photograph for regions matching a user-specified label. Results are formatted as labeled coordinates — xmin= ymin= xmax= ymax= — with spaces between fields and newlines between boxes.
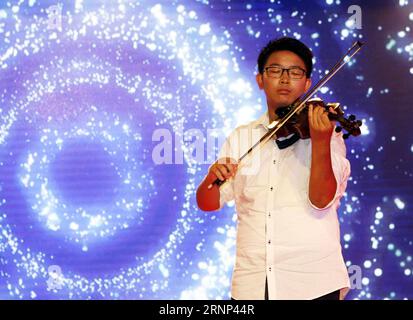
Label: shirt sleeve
xmin=308 ymin=129 xmax=351 ymax=211
xmin=212 ymin=130 xmax=238 ymax=209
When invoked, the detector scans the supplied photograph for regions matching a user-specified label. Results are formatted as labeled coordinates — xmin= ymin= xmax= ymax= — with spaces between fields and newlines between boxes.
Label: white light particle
xmin=399 ymin=0 xmax=408 ymax=7
xmin=90 ymin=215 xmax=103 ymax=227
xmin=341 ymin=29 xmax=349 ymax=38
xmin=146 ymin=43 xmax=157 ymax=51
xmin=159 ymin=264 xmax=169 ymax=278
xmin=362 ymin=277 xmax=369 ymax=285
xmin=75 ymin=0 xmax=83 ymax=11
xmin=404 ymin=269 xmax=411 ymax=276
xmin=371 ymin=238 xmax=378 ymax=249
xmin=394 ymin=198 xmax=405 ymax=210
xmin=344 ymin=234 xmax=351 ymax=242
xmin=345 ymin=19 xmax=354 ymax=28
xmin=375 ymin=211 xmax=383 ymax=219
xmin=320 ymin=86 xmax=329 ymax=94
xmin=374 ymin=268 xmax=383 ymax=277
xmin=150 ymin=4 xmax=168 ymax=26
xmin=360 ymin=122 xmax=369 ymax=135
xmin=364 ymin=260 xmax=372 ymax=268
xmin=199 ymin=23 xmax=211 ymax=36
xmin=69 ymin=222 xmax=79 ymax=230
xmin=386 ymin=39 xmax=396 ymax=50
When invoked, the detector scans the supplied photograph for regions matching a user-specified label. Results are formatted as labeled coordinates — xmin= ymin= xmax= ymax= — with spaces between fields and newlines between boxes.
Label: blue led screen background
xmin=0 ymin=0 xmax=412 ymax=299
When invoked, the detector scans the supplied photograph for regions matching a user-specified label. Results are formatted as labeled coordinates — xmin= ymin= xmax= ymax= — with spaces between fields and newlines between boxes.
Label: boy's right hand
xmin=208 ymin=157 xmax=238 ymax=182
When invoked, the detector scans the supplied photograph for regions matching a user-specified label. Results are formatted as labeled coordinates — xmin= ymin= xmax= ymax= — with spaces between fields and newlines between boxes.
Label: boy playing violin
xmin=196 ymin=37 xmax=350 ymax=300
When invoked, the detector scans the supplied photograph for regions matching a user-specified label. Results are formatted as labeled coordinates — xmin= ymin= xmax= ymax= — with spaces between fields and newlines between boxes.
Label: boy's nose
xmin=279 ymin=71 xmax=290 ymax=83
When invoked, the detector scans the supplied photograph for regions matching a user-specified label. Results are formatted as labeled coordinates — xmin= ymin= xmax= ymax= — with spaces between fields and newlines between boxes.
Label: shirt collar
xmin=253 ymin=111 xmax=271 ymax=130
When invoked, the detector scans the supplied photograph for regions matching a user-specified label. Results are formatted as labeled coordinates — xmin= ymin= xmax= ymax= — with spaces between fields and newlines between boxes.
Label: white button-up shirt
xmin=218 ymin=112 xmax=350 ymax=300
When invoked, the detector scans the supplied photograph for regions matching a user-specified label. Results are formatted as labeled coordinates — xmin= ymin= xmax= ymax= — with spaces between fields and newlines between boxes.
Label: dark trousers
xmin=232 ymin=278 xmax=340 ymax=300
xmin=313 ymin=290 xmax=340 ymax=300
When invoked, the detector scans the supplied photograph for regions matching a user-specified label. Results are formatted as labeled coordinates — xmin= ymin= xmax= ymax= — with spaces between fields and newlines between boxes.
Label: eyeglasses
xmin=264 ymin=66 xmax=307 ymax=80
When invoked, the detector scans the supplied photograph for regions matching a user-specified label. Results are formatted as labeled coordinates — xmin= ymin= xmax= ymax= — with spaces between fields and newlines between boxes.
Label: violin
xmin=208 ymin=41 xmax=364 ymax=189
xmin=274 ymin=97 xmax=362 ymax=140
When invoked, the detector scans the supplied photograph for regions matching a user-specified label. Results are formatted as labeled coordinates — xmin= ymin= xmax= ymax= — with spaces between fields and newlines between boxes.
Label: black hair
xmin=257 ymin=37 xmax=313 ymax=77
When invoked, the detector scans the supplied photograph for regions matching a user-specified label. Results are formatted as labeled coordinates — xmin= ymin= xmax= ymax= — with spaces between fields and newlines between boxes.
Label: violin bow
xmin=208 ymin=41 xmax=364 ymax=189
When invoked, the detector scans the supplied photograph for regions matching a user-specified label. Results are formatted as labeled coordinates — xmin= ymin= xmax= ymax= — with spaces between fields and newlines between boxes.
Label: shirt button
xmin=268 ymin=240 xmax=271 ymax=245
xmin=273 ymin=160 xmax=276 ymax=164
xmin=268 ymin=212 xmax=271 ymax=218
xmin=269 ymin=267 xmax=272 ymax=272
xmin=270 ymin=187 xmax=273 ymax=191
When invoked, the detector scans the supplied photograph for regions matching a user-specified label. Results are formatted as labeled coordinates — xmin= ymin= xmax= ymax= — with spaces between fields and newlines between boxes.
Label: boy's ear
xmin=256 ymin=73 xmax=264 ymax=90
xmin=304 ymin=78 xmax=312 ymax=92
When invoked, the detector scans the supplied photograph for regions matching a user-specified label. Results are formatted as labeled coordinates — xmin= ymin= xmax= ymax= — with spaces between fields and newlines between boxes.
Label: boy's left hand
xmin=308 ymin=103 xmax=336 ymax=143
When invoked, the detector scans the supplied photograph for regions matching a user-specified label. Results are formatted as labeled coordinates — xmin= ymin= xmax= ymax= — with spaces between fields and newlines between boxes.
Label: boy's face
xmin=256 ymin=50 xmax=311 ymax=110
